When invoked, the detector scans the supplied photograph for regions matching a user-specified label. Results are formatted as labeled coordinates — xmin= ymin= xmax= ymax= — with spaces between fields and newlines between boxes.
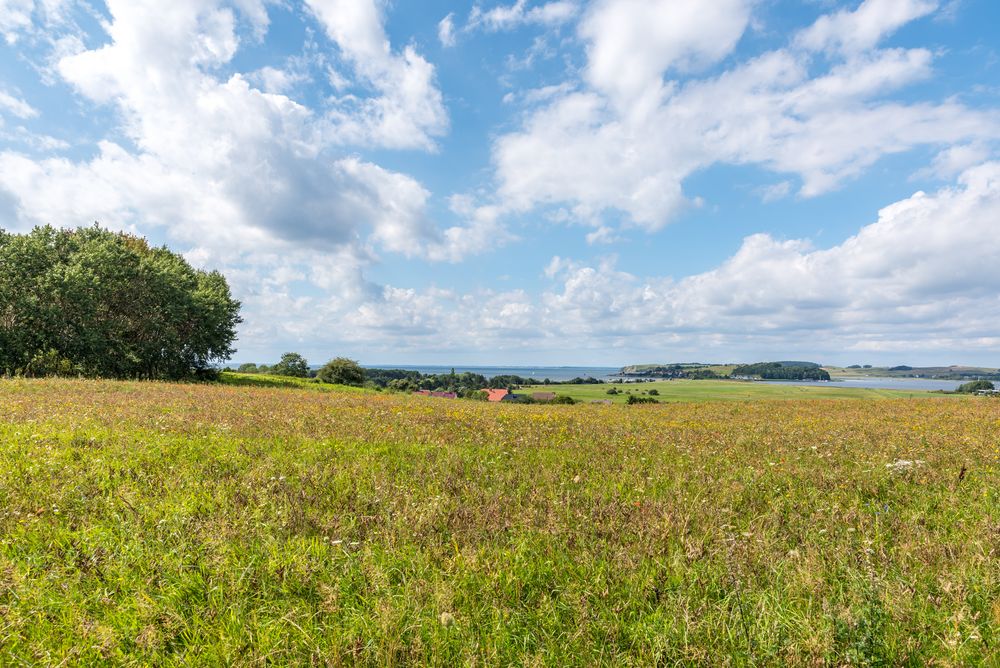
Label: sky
xmin=0 ymin=0 xmax=998 ymax=368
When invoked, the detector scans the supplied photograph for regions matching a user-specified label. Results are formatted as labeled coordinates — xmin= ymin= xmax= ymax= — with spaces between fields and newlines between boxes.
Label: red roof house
xmin=485 ymin=388 xmax=509 ymax=402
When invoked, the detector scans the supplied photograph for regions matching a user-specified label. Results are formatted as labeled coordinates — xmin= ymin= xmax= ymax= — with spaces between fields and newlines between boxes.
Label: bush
xmin=626 ymin=395 xmax=659 ymax=405
xmin=317 ymin=357 xmax=365 ymax=386
xmin=606 ymin=388 xmax=619 ymax=395
xmin=648 ymin=389 xmax=659 ymax=395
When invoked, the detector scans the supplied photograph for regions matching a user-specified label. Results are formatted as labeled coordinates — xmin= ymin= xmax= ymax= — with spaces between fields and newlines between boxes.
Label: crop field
xmin=518 ymin=379 xmax=939 ymax=404
xmin=0 ymin=379 xmax=998 ymax=665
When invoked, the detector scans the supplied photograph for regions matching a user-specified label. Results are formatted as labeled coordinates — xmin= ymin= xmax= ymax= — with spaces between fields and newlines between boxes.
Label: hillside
xmin=0 ymin=378 xmax=997 ymax=664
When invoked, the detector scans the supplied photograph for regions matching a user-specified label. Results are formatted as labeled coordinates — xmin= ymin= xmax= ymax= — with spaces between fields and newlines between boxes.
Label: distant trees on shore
xmin=0 ymin=225 xmax=241 ymax=379
xmin=732 ymin=363 xmax=831 ymax=381
xmin=957 ymin=380 xmax=994 ymax=393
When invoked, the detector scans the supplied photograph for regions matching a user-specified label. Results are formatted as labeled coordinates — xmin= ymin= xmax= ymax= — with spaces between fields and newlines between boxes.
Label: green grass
xmin=1 ymin=378 xmax=997 ymax=665
xmin=521 ymin=378 xmax=938 ymax=404
xmin=215 ymin=371 xmax=371 ymax=392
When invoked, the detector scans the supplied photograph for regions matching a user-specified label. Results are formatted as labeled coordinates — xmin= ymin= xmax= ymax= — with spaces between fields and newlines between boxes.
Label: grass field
xmin=519 ymin=379 xmax=939 ymax=404
xmin=1 ymin=379 xmax=998 ymax=665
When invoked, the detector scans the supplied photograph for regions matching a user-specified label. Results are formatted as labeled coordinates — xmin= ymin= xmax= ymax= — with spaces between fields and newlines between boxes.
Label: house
xmin=485 ymin=388 xmax=510 ymax=402
xmin=413 ymin=390 xmax=458 ymax=399
xmin=531 ymin=392 xmax=557 ymax=401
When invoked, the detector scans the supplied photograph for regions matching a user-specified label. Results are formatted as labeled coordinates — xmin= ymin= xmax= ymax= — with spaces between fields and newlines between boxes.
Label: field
xmin=519 ymin=379 xmax=939 ymax=404
xmin=1 ymin=379 xmax=998 ymax=665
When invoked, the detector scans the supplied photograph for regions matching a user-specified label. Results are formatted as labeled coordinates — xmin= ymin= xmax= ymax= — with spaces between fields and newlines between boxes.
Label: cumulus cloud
xmin=580 ymin=0 xmax=751 ymax=104
xmin=224 ymin=162 xmax=1000 ymax=363
xmin=491 ymin=0 xmax=999 ymax=233
xmin=304 ymin=0 xmax=448 ymax=150
xmin=0 ymin=0 xmax=496 ymax=266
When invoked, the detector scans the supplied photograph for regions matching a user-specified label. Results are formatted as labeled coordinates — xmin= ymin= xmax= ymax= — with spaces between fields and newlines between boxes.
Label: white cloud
xmin=0 ymin=0 xmax=490 ymax=267
xmin=759 ymin=181 xmax=792 ymax=203
xmin=438 ymin=12 xmax=456 ymax=47
xmin=469 ymin=0 xmax=579 ymax=32
xmin=0 ymin=0 xmax=34 ymax=43
xmin=172 ymin=162 xmax=1000 ymax=363
xmin=796 ymin=0 xmax=939 ymax=55
xmin=304 ymin=0 xmax=448 ymax=150
xmin=490 ymin=0 xmax=999 ymax=234
xmin=580 ymin=0 xmax=751 ymax=104
xmin=0 ymin=89 xmax=37 ymax=118
xmin=249 ymin=65 xmax=309 ymax=94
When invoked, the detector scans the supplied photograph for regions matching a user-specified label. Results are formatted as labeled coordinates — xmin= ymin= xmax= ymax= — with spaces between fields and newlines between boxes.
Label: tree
xmin=317 ymin=357 xmax=364 ymax=386
xmin=0 ymin=224 xmax=241 ymax=379
xmin=270 ymin=352 xmax=309 ymax=378
xmin=237 ymin=363 xmax=259 ymax=374
xmin=957 ymin=380 xmax=994 ymax=394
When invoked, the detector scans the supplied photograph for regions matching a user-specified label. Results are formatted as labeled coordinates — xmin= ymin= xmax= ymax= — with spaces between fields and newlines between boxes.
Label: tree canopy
xmin=0 ymin=225 xmax=241 ymax=379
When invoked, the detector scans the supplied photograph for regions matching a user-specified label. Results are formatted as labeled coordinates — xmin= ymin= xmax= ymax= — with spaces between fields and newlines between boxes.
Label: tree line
xmin=233 ymin=355 xmax=601 ymax=397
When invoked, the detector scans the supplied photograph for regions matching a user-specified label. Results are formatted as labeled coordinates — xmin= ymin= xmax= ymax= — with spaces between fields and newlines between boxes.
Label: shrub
xmin=317 ymin=357 xmax=365 ymax=386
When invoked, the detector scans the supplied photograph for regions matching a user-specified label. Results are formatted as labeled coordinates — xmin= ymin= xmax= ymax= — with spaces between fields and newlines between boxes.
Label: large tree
xmin=0 ymin=225 xmax=242 ymax=379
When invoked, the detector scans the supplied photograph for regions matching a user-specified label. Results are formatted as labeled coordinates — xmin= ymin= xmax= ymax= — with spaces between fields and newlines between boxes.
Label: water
xmin=362 ymin=365 xmax=971 ymax=390
xmin=363 ymin=365 xmax=620 ymax=383
xmin=766 ymin=377 xmax=964 ymax=392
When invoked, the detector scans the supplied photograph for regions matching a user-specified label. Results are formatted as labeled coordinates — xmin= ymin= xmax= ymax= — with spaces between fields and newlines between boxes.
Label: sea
xmin=362 ymin=365 xmax=621 ymax=383
xmin=362 ymin=365 xmax=968 ymax=391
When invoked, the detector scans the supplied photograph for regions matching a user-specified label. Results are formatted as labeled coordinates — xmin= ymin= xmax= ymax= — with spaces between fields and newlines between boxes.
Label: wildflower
xmin=886 ymin=459 xmax=925 ymax=472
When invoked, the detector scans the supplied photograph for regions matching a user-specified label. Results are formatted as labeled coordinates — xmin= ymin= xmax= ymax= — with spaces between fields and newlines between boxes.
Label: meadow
xmin=0 ymin=378 xmax=997 ymax=665
xmin=518 ymin=379 xmax=939 ymax=404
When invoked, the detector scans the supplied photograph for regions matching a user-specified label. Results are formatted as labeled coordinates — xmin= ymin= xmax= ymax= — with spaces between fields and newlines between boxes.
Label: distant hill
xmin=826 ymin=365 xmax=1000 ymax=380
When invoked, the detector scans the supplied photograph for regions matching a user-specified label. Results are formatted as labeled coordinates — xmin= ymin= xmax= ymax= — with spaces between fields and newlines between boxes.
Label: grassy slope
xmin=520 ymin=379 xmax=938 ymax=404
xmin=1 ymin=379 xmax=998 ymax=665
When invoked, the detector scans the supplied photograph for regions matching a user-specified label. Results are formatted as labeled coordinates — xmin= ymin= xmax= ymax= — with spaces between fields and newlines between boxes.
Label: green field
xmin=520 ymin=379 xmax=938 ymax=404
xmin=1 ymin=379 xmax=998 ymax=665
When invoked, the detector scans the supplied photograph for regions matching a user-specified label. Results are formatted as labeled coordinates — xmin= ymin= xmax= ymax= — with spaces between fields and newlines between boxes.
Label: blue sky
xmin=1 ymin=0 xmax=999 ymax=367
